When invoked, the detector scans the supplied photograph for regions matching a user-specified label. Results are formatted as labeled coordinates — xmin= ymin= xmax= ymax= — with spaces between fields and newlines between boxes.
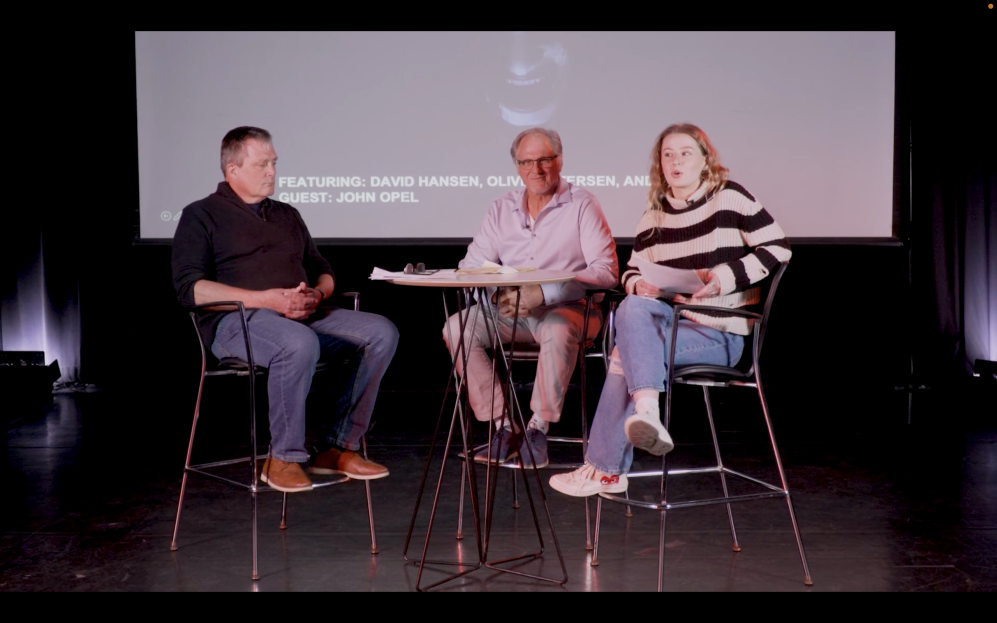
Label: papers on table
xmin=630 ymin=255 xmax=705 ymax=294
xmin=369 ymin=267 xmax=457 ymax=280
xmin=455 ymin=261 xmax=536 ymax=275
xmin=370 ymin=261 xmax=537 ymax=280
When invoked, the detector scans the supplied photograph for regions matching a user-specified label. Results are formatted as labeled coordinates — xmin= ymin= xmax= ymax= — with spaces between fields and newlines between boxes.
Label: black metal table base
xmin=402 ymin=287 xmax=567 ymax=591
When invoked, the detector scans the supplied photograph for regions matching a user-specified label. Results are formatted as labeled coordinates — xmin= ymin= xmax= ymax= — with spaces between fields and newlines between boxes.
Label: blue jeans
xmin=585 ymin=295 xmax=743 ymax=475
xmin=212 ymin=306 xmax=399 ymax=463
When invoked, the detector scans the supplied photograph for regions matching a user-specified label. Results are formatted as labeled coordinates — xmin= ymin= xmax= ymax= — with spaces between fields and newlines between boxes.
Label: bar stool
xmin=591 ymin=263 xmax=813 ymax=590
xmin=169 ymin=293 xmax=378 ymax=581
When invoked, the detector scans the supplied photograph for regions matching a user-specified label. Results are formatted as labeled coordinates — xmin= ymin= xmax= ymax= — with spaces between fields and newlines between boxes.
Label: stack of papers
xmin=630 ymin=256 xmax=705 ymax=294
xmin=455 ymin=261 xmax=535 ymax=275
xmin=369 ymin=261 xmax=538 ymax=280
xmin=369 ymin=267 xmax=455 ymax=280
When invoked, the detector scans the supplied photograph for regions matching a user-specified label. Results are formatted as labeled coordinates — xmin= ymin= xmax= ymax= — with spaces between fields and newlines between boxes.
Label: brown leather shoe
xmin=309 ymin=447 xmax=389 ymax=480
xmin=260 ymin=457 xmax=313 ymax=492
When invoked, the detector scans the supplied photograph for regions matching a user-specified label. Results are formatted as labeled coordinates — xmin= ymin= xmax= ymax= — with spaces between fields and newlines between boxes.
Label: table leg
xmin=405 ymin=285 xmax=567 ymax=589
xmin=479 ymin=287 xmax=567 ymax=585
xmin=403 ymin=290 xmax=484 ymax=591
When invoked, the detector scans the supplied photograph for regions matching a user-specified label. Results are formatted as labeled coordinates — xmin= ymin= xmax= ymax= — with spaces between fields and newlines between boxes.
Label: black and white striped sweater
xmin=621 ymin=180 xmax=792 ymax=336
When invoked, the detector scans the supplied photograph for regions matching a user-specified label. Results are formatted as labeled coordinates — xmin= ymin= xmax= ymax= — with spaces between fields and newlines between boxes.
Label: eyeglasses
xmin=515 ymin=155 xmax=559 ymax=170
xmin=403 ymin=262 xmax=438 ymax=275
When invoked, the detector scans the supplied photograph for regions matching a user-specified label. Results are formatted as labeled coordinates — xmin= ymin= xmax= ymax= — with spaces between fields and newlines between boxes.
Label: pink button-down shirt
xmin=459 ymin=177 xmax=619 ymax=305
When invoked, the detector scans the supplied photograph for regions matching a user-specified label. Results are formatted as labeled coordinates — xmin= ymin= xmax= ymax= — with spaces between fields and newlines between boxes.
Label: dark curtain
xmin=0 ymin=31 xmax=141 ymax=392
xmin=911 ymin=36 xmax=996 ymax=385
xmin=1 ymin=211 xmax=83 ymax=382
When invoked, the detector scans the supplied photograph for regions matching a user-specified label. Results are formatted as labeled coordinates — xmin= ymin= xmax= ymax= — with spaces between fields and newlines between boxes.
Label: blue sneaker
xmin=518 ymin=428 xmax=549 ymax=469
xmin=474 ymin=427 xmax=521 ymax=465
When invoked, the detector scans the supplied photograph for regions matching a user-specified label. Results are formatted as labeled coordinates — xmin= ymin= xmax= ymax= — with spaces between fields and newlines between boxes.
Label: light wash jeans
xmin=585 ymin=295 xmax=743 ymax=475
xmin=442 ymin=300 xmax=601 ymax=424
xmin=212 ymin=306 xmax=399 ymax=463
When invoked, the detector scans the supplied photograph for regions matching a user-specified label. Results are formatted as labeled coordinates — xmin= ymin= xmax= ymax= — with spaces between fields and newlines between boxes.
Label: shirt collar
xmin=216 ymin=181 xmax=270 ymax=214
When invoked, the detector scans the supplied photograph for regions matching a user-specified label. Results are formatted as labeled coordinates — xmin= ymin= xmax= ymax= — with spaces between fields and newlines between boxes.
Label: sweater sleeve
xmin=711 ymin=200 xmax=792 ymax=294
xmin=620 ymin=210 xmax=656 ymax=294
xmin=171 ymin=205 xmax=213 ymax=308
xmin=621 ymin=259 xmax=644 ymax=294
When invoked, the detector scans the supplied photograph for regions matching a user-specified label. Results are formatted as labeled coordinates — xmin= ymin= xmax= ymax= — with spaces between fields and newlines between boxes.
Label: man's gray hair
xmin=220 ymin=126 xmax=273 ymax=175
xmin=509 ymin=127 xmax=563 ymax=160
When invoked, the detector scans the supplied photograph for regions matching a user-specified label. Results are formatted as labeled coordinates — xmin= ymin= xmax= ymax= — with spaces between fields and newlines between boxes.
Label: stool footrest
xmin=187 ymin=454 xmax=269 ymax=471
xmin=600 ymin=489 xmax=787 ymax=511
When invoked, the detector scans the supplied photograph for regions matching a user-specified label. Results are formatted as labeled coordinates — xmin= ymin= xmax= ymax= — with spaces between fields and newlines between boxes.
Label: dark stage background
xmin=2 ymin=28 xmax=993 ymax=437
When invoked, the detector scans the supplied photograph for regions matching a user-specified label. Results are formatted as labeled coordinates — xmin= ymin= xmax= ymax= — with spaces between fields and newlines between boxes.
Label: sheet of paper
xmin=630 ymin=255 xmax=705 ymax=294
xmin=455 ymin=261 xmax=535 ymax=275
xmin=369 ymin=267 xmax=457 ymax=280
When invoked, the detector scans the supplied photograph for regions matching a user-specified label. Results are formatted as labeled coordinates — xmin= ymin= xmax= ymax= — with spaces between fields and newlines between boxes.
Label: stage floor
xmin=2 ymin=387 xmax=995 ymax=592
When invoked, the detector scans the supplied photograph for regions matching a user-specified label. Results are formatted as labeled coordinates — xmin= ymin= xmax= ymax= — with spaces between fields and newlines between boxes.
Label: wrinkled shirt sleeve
xmin=458 ymin=201 xmax=502 ymax=271
xmin=539 ymin=196 xmax=618 ymax=305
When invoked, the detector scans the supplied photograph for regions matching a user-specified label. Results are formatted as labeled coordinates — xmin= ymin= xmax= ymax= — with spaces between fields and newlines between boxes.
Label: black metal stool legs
xmin=361 ymin=437 xmax=379 ymax=554
xmin=703 ymin=387 xmax=740 ymax=552
xmin=755 ymin=364 xmax=812 ymax=585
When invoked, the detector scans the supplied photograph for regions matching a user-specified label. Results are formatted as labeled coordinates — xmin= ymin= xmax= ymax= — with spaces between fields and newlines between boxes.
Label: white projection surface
xmin=136 ymin=31 xmax=896 ymax=241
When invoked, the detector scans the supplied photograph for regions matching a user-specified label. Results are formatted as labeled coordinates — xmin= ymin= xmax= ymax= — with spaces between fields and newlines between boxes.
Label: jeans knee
xmin=282 ymin=330 xmax=321 ymax=368
xmin=617 ymin=295 xmax=650 ymax=325
xmin=371 ymin=316 xmax=400 ymax=355
xmin=617 ymin=296 xmax=670 ymax=337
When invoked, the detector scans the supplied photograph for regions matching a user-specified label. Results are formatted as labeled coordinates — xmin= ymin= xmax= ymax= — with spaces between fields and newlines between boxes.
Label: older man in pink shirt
xmin=443 ymin=127 xmax=619 ymax=469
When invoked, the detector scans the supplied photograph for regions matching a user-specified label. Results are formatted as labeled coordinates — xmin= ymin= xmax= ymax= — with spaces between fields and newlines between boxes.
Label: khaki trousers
xmin=442 ymin=300 xmax=601 ymax=425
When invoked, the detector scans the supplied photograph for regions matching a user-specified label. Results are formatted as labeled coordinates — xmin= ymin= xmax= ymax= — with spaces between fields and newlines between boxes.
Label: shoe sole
xmin=473 ymin=451 xmax=519 ymax=465
xmin=518 ymin=453 xmax=550 ymax=469
xmin=549 ymin=476 xmax=628 ymax=498
xmin=625 ymin=419 xmax=674 ymax=456
xmin=308 ymin=466 xmax=389 ymax=481
xmin=342 ymin=470 xmax=389 ymax=481
xmin=259 ymin=473 xmax=313 ymax=493
xmin=518 ymin=460 xmax=550 ymax=469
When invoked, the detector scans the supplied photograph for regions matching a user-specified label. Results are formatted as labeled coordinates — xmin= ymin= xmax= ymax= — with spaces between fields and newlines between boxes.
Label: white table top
xmin=385 ymin=269 xmax=576 ymax=288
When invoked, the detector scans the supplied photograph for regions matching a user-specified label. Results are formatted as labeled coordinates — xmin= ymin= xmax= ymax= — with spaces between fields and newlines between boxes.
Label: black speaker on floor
xmin=974 ymin=359 xmax=996 ymax=381
xmin=0 ymin=352 xmax=60 ymax=425
xmin=0 ymin=351 xmax=45 ymax=366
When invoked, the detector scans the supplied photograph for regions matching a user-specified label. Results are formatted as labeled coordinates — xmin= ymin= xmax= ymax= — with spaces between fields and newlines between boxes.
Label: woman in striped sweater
xmin=549 ymin=123 xmax=792 ymax=497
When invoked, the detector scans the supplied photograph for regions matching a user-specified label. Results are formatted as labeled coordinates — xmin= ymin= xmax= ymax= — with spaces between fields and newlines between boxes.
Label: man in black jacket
xmin=172 ymin=126 xmax=398 ymax=493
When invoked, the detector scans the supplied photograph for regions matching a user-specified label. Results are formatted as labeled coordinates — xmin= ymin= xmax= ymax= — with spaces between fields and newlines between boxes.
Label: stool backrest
xmin=754 ymin=262 xmax=790 ymax=366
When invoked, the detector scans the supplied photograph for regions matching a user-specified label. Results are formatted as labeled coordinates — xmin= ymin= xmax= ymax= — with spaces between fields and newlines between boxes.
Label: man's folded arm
xmin=192 ymin=279 xmax=270 ymax=308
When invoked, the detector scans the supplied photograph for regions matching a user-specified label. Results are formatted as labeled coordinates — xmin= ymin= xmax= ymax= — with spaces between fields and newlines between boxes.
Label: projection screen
xmin=135 ymin=31 xmax=896 ymax=242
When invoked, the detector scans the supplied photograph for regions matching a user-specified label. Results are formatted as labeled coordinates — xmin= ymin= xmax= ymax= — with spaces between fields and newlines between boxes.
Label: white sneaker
xmin=548 ymin=465 xmax=628 ymax=497
xmin=624 ymin=409 xmax=674 ymax=456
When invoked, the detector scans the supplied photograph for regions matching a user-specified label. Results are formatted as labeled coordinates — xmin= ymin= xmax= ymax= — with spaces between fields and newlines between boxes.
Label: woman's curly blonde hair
xmin=647 ymin=123 xmax=729 ymax=212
